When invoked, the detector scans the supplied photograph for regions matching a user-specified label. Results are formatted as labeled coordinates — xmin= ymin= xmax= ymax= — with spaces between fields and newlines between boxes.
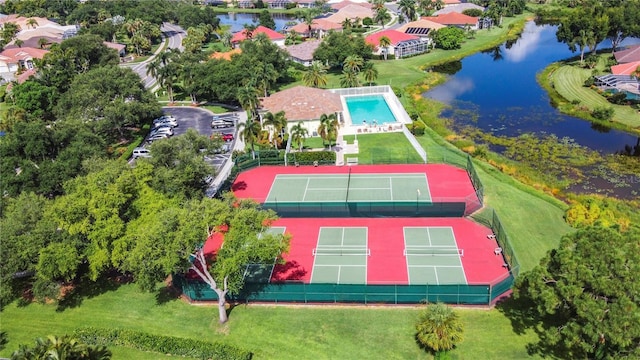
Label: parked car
xmin=132 ymin=147 xmax=151 ymax=158
xmin=150 ymin=127 xmax=173 ymax=137
xmin=146 ymin=133 xmax=169 ymax=143
xmin=211 ymin=119 xmax=234 ymax=129
xmin=222 ymin=133 xmax=234 ymax=142
xmin=153 ymin=117 xmax=178 ymax=127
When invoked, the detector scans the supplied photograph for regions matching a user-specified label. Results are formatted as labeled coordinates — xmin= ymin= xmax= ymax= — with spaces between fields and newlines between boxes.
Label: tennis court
xmin=242 ymin=227 xmax=287 ymax=283
xmin=403 ymin=227 xmax=467 ymax=285
xmin=265 ymin=172 xmax=432 ymax=203
xmin=310 ymin=227 xmax=368 ymax=284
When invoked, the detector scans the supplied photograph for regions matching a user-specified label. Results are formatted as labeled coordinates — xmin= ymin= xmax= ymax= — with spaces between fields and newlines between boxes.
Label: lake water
xmin=217 ymin=12 xmax=295 ymax=33
xmin=423 ymin=21 xmax=640 ymax=198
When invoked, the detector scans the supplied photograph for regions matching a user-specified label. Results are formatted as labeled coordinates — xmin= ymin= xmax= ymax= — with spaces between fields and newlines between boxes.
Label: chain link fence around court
xmin=471 ymin=208 xmax=520 ymax=278
xmin=173 ymin=276 xmax=518 ymax=305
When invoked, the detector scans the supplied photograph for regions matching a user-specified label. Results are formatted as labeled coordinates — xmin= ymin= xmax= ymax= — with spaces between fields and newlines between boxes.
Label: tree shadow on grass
xmin=56 ymin=272 xmax=131 ymax=312
xmin=155 ymin=283 xmax=181 ymax=305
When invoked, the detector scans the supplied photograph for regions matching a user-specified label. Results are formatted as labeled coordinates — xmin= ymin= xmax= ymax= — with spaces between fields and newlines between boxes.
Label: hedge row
xmin=290 ymin=151 xmax=336 ymax=162
xmin=74 ymin=327 xmax=252 ymax=360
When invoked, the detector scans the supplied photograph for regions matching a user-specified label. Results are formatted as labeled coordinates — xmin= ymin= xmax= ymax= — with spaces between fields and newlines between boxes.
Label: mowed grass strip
xmin=552 ymin=64 xmax=640 ymax=129
xmin=0 ymin=284 xmax=540 ymax=360
xmin=343 ymin=132 xmax=424 ymax=164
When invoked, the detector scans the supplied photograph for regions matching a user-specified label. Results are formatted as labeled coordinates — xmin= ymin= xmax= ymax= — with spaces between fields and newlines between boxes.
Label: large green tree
xmin=56 ymin=65 xmax=161 ymax=141
xmin=187 ymin=195 xmax=290 ymax=323
xmin=556 ymin=6 xmax=609 ymax=63
xmin=303 ymin=61 xmax=328 ymax=88
xmin=313 ymin=31 xmax=373 ymax=69
xmin=432 ymin=26 xmax=466 ymax=50
xmin=9 ymin=80 xmax=58 ymax=121
xmin=513 ymin=225 xmax=640 ymax=359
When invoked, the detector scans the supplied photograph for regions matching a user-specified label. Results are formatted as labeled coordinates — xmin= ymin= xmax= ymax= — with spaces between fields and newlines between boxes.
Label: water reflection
xmin=422 ymin=21 xmax=640 ymax=198
xmin=217 ymin=12 xmax=295 ymax=32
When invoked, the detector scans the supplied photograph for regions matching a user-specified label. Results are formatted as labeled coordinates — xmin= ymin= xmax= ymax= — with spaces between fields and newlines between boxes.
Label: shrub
xmin=591 ymin=106 xmax=614 ymax=120
xmin=462 ymin=8 xmax=483 ymax=17
xmin=583 ymin=77 xmax=595 ymax=87
xmin=74 ymin=327 xmax=252 ymax=360
xmin=285 ymin=2 xmax=298 ymax=9
xmin=409 ymin=120 xmax=426 ymax=136
xmin=291 ymin=151 xmax=335 ymax=164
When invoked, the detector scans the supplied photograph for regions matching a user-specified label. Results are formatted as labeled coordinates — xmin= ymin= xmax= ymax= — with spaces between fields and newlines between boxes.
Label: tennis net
xmin=403 ymin=248 xmax=464 ymax=257
xmin=345 ymin=167 xmax=352 ymax=202
xmin=313 ymin=247 xmax=370 ymax=256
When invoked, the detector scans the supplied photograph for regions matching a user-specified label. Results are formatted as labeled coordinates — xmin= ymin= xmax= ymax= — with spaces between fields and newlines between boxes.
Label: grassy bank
xmin=538 ymin=60 xmax=640 ymax=135
xmin=0 ymin=283 xmax=540 ymax=359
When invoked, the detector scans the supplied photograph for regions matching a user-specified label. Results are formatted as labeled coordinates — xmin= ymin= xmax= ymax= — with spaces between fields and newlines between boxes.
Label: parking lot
xmin=146 ymin=106 xmax=242 ymax=183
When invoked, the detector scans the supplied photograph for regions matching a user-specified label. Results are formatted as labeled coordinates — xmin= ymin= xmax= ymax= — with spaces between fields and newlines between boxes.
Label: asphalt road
xmin=121 ymin=22 xmax=186 ymax=90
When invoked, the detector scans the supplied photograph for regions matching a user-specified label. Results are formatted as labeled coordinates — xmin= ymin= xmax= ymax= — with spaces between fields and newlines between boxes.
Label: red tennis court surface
xmin=204 ymin=217 xmax=510 ymax=286
xmin=232 ymin=164 xmax=480 ymax=209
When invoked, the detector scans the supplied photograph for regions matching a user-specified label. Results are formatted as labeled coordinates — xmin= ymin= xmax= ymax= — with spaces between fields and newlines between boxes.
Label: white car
xmin=147 ymin=133 xmax=169 ymax=143
xmin=132 ymin=147 xmax=151 ymax=158
xmin=150 ymin=127 xmax=174 ymax=137
xmin=154 ymin=117 xmax=178 ymax=127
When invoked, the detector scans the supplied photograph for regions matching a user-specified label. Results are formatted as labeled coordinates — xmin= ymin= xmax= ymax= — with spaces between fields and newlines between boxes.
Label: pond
xmin=423 ymin=21 xmax=640 ymax=198
xmin=217 ymin=12 xmax=296 ymax=33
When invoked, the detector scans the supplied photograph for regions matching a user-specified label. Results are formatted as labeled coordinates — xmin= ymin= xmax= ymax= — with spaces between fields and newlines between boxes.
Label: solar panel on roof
xmin=404 ymin=27 xmax=431 ymax=35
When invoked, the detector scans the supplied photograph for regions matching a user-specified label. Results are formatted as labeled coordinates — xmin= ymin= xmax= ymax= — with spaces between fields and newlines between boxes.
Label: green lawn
xmin=343 ymin=132 xmax=424 ymax=164
xmin=0 ymin=284 xmax=539 ymax=359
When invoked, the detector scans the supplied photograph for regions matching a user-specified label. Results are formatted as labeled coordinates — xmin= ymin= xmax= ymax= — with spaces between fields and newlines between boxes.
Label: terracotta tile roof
xmin=288 ymin=19 xmax=343 ymax=34
xmin=209 ymin=48 xmax=242 ymax=61
xmin=15 ymin=68 xmax=37 ymax=83
xmin=285 ymin=40 xmax=321 ymax=61
xmin=3 ymin=35 xmax=59 ymax=49
xmin=614 ymin=44 xmax=640 ymax=64
xmin=325 ymin=4 xmax=374 ymax=24
xmin=330 ymin=0 xmax=372 ymax=10
xmin=103 ymin=41 xmax=126 ymax=52
xmin=422 ymin=12 xmax=478 ymax=26
xmin=365 ymin=29 xmax=419 ymax=47
xmin=442 ymin=0 xmax=461 ymax=4
xmin=611 ymin=61 xmax=640 ymax=76
xmin=0 ymin=47 xmax=49 ymax=63
xmin=231 ymin=25 xmax=285 ymax=44
xmin=396 ymin=19 xmax=446 ymax=33
xmin=261 ymin=86 xmax=343 ymax=121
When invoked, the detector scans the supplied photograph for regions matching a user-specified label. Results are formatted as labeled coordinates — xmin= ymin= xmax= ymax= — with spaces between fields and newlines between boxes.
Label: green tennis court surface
xmin=403 ymin=227 xmax=467 ymax=285
xmin=242 ymin=227 xmax=287 ymax=283
xmin=266 ymin=173 xmax=432 ymax=203
xmin=311 ymin=227 xmax=368 ymax=284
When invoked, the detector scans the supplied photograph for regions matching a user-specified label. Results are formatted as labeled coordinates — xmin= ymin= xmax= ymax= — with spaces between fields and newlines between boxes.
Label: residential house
xmin=324 ymin=4 xmax=374 ymax=25
xmin=330 ymin=0 xmax=372 ymax=11
xmin=231 ymin=25 xmax=286 ymax=48
xmin=103 ymin=41 xmax=126 ymax=57
xmin=0 ymin=47 xmax=49 ymax=80
xmin=422 ymin=12 xmax=479 ymax=30
xmin=285 ymin=39 xmax=321 ymax=66
xmin=396 ymin=19 xmax=445 ymax=45
xmin=365 ymin=29 xmax=427 ymax=59
xmin=611 ymin=61 xmax=640 ymax=76
xmin=260 ymin=85 xmax=343 ymax=136
xmin=614 ymin=44 xmax=640 ymax=64
xmin=287 ymin=19 xmax=342 ymax=39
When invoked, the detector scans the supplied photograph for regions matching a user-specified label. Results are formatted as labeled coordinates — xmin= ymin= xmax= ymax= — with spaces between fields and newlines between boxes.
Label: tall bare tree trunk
xmin=214 ymin=288 xmax=228 ymax=323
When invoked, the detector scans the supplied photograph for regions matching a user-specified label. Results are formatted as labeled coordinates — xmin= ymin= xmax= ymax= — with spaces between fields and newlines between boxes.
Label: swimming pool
xmin=345 ymin=95 xmax=397 ymax=125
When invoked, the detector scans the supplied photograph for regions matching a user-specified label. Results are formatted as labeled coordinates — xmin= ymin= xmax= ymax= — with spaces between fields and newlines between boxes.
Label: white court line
xmin=404 ymin=245 xmax=459 ymax=248
xmin=426 ymin=227 xmax=432 ymax=246
xmin=389 ymin=177 xmax=393 ymax=201
xmin=337 ymin=266 xmax=341 ymax=284
xmin=407 ymin=265 xmax=464 ymax=268
xmin=275 ymin=174 xmax=427 ymax=179
xmin=434 ymin=267 xmax=439 ymax=285
xmin=302 ymin=177 xmax=310 ymax=201
xmin=314 ymin=264 xmax=367 ymax=267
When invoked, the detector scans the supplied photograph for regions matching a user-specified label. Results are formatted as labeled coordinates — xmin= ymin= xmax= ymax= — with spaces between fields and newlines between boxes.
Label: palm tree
xmin=343 ymin=55 xmax=364 ymax=73
xmin=398 ymin=0 xmax=417 ymax=22
xmin=341 ymin=18 xmax=353 ymax=31
xmin=221 ymin=31 xmax=233 ymax=48
xmin=378 ymin=35 xmax=391 ymax=60
xmin=237 ymin=85 xmax=260 ymax=120
xmin=632 ymin=65 xmax=640 ymax=80
xmin=374 ymin=7 xmax=391 ymax=28
xmin=290 ymin=121 xmax=309 ymax=151
xmin=37 ymin=37 xmax=50 ymax=49
xmin=26 ymin=18 xmax=38 ymax=29
xmin=340 ymin=69 xmax=361 ymax=88
xmin=243 ymin=24 xmax=257 ymax=40
xmin=238 ymin=120 xmax=263 ymax=159
xmin=362 ymin=61 xmax=378 ymax=86
xmin=371 ymin=0 xmax=386 ymax=11
xmin=318 ymin=113 xmax=339 ymax=148
xmin=14 ymin=39 xmax=23 ymax=48
xmin=147 ymin=50 xmax=180 ymax=103
xmin=262 ymin=111 xmax=288 ymax=148
xmin=303 ymin=61 xmax=328 ymax=88
xmin=415 ymin=303 xmax=464 ymax=359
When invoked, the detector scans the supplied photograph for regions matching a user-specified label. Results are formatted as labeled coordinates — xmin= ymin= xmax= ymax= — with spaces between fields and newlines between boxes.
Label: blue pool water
xmin=345 ymin=95 xmax=397 ymax=125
